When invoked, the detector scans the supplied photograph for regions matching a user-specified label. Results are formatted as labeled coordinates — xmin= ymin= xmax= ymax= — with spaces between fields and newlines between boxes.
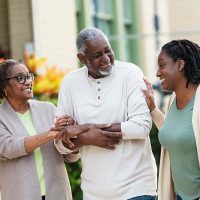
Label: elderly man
xmin=55 ymin=27 xmax=157 ymax=200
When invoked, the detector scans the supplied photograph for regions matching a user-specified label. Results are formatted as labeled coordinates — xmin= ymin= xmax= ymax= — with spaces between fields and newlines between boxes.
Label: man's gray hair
xmin=76 ymin=27 xmax=109 ymax=53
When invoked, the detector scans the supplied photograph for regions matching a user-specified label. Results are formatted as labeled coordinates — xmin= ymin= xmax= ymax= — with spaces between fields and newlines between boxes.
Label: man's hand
xmin=77 ymin=127 xmax=122 ymax=150
xmin=54 ymin=124 xmax=113 ymax=148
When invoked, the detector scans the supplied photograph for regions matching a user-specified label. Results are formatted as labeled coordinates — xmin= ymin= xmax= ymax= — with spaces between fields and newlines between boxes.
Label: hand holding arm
xmin=54 ymin=115 xmax=75 ymax=127
xmin=52 ymin=124 xmax=91 ymax=147
xmin=53 ymin=123 xmax=113 ymax=148
xmin=141 ymin=77 xmax=165 ymax=129
xmin=73 ymin=125 xmax=122 ymax=150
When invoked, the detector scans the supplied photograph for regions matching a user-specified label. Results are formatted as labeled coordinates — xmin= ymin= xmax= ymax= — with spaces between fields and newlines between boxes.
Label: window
xmin=91 ymin=0 xmax=114 ymax=36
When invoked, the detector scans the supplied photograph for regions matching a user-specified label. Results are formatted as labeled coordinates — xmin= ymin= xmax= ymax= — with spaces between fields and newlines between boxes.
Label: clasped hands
xmin=51 ymin=116 xmax=122 ymax=150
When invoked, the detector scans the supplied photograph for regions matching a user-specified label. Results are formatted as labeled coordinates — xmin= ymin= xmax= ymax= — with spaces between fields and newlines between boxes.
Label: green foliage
xmin=65 ymin=161 xmax=83 ymax=200
xmin=36 ymin=94 xmax=58 ymax=105
xmin=150 ymin=123 xmax=161 ymax=169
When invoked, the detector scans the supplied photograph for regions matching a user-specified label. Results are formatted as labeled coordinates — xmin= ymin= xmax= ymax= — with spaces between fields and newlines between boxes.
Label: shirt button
xmin=97 ymin=96 xmax=101 ymax=99
xmin=97 ymin=81 xmax=100 ymax=84
xmin=97 ymin=88 xmax=101 ymax=91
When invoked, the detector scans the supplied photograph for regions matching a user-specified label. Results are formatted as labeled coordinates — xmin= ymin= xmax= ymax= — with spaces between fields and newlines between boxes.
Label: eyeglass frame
xmin=5 ymin=73 xmax=34 ymax=84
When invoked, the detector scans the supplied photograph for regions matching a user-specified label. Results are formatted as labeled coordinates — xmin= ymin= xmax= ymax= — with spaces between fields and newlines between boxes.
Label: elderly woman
xmin=142 ymin=40 xmax=200 ymax=200
xmin=0 ymin=59 xmax=78 ymax=200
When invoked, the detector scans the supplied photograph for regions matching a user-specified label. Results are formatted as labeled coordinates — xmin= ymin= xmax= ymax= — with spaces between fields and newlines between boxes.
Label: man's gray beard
xmin=99 ymin=65 xmax=113 ymax=76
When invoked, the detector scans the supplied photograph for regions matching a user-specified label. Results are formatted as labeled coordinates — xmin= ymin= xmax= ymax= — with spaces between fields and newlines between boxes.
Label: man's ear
xmin=77 ymin=53 xmax=86 ymax=64
xmin=178 ymin=60 xmax=185 ymax=71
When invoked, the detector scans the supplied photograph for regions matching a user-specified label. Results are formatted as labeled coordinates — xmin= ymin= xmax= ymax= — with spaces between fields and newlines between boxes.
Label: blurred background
xmin=1 ymin=0 xmax=200 ymax=199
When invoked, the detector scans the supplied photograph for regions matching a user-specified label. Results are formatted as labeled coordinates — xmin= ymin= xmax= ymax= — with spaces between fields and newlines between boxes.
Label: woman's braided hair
xmin=162 ymin=39 xmax=200 ymax=87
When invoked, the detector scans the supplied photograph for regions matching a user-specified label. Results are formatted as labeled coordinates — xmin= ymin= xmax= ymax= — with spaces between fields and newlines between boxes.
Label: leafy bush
xmin=24 ymin=53 xmax=72 ymax=98
xmin=150 ymin=123 xmax=161 ymax=169
xmin=65 ymin=161 xmax=83 ymax=200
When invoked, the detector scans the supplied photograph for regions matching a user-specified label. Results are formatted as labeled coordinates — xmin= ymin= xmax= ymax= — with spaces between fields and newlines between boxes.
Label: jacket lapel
xmin=192 ymin=85 xmax=200 ymax=166
xmin=1 ymin=101 xmax=29 ymax=137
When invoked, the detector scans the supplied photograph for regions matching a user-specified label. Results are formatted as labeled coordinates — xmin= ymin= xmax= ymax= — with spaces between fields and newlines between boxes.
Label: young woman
xmin=142 ymin=40 xmax=200 ymax=200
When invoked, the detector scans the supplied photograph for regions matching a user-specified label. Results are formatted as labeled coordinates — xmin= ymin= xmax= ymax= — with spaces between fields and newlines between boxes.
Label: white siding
xmin=8 ymin=0 xmax=33 ymax=59
xmin=32 ymin=0 xmax=78 ymax=69
xmin=0 ymin=0 xmax=9 ymax=51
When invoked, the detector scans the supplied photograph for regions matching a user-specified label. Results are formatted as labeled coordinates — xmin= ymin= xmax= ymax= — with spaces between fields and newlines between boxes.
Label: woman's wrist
xmin=150 ymin=104 xmax=156 ymax=112
xmin=47 ymin=130 xmax=58 ymax=140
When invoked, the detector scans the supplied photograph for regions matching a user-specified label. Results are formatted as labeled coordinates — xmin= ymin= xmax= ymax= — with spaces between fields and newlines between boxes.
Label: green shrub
xmin=150 ymin=123 xmax=161 ymax=169
xmin=65 ymin=161 xmax=83 ymax=200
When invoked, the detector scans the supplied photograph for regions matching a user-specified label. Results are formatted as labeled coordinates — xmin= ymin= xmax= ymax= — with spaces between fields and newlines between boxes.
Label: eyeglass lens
xmin=17 ymin=73 xmax=34 ymax=84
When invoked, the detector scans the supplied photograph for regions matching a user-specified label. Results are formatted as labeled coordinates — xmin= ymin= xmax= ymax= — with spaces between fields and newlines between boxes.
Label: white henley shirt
xmin=56 ymin=60 xmax=157 ymax=200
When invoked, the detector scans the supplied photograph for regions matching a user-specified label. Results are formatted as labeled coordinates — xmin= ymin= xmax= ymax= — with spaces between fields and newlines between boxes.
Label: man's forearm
xmin=102 ymin=123 xmax=121 ymax=132
xmin=61 ymin=123 xmax=121 ymax=150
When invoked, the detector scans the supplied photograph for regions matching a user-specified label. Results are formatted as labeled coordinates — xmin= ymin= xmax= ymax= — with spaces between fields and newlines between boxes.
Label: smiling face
xmin=5 ymin=63 xmax=33 ymax=102
xmin=157 ymin=50 xmax=182 ymax=92
xmin=77 ymin=35 xmax=114 ymax=79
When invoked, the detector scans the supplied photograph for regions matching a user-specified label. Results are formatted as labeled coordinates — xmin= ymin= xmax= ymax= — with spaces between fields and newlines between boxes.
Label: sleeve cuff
xmin=63 ymin=152 xmax=80 ymax=163
xmin=150 ymin=107 xmax=165 ymax=129
xmin=19 ymin=137 xmax=28 ymax=156
xmin=150 ymin=107 xmax=159 ymax=114
xmin=54 ymin=139 xmax=74 ymax=155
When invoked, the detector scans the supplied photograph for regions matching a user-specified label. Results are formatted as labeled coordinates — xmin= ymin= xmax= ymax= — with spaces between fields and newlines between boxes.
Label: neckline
xmin=175 ymin=93 xmax=195 ymax=111
xmin=16 ymin=109 xmax=30 ymax=116
xmin=86 ymin=64 xmax=115 ymax=82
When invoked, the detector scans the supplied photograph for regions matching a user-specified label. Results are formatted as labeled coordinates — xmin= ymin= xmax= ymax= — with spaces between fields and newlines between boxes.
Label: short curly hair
xmin=0 ymin=59 xmax=23 ymax=99
xmin=76 ymin=27 xmax=109 ymax=53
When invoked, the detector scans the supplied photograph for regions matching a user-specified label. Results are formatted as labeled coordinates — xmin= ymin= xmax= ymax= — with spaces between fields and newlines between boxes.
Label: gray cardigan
xmin=0 ymin=100 xmax=73 ymax=200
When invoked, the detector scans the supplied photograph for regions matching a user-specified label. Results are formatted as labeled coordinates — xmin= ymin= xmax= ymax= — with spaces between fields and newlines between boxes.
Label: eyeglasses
xmin=5 ymin=73 xmax=34 ymax=84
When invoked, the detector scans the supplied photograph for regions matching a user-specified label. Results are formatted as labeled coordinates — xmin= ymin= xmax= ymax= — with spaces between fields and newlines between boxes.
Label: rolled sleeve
xmin=17 ymin=136 xmax=27 ymax=156
xmin=63 ymin=153 xmax=80 ymax=163
xmin=54 ymin=139 xmax=80 ymax=163
xmin=54 ymin=139 xmax=74 ymax=154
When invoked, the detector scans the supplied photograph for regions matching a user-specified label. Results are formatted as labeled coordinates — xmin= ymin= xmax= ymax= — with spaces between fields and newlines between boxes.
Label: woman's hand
xmin=54 ymin=115 xmax=75 ymax=127
xmin=141 ymin=77 xmax=156 ymax=112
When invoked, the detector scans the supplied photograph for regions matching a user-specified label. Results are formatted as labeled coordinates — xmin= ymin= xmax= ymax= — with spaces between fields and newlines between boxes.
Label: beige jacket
xmin=0 ymin=100 xmax=75 ymax=200
xmin=151 ymin=85 xmax=200 ymax=200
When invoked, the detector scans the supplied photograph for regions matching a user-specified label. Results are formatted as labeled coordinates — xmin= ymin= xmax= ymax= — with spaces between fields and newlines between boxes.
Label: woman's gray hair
xmin=76 ymin=27 xmax=109 ymax=53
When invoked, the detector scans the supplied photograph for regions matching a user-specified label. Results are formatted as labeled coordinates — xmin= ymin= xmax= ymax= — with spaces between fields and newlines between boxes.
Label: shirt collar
xmin=86 ymin=63 xmax=115 ymax=82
